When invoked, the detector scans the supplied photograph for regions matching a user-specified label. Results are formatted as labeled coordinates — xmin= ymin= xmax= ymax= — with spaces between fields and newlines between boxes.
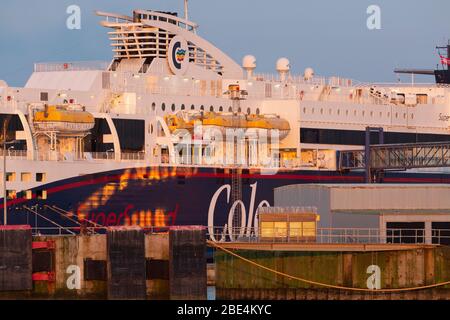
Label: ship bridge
xmin=96 ymin=10 xmax=243 ymax=79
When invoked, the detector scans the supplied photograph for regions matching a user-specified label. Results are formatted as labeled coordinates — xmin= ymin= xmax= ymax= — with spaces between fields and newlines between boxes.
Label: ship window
xmin=171 ymin=103 xmax=176 ymax=111
xmin=417 ymin=94 xmax=428 ymax=104
xmin=320 ymin=108 xmax=323 ymax=115
xmin=151 ymin=103 xmax=156 ymax=111
xmin=181 ymin=104 xmax=185 ymax=110
xmin=24 ymin=190 xmax=32 ymax=200
xmin=370 ymin=111 xmax=373 ymax=117
xmin=395 ymin=113 xmax=398 ymax=118
xmin=403 ymin=113 xmax=406 ymax=119
xmin=36 ymin=190 xmax=47 ymax=200
xmin=200 ymin=105 xmax=204 ymax=111
xmin=303 ymin=107 xmax=306 ymax=114
xmin=113 ymin=119 xmax=145 ymax=152
xmin=411 ymin=114 xmax=414 ymax=119
xmin=40 ymin=92 xmax=49 ymax=102
xmin=228 ymin=107 xmax=232 ymax=112
xmin=256 ymin=108 xmax=260 ymax=115
xmin=346 ymin=110 xmax=349 ymax=116
xmin=337 ymin=109 xmax=340 ymax=115
xmin=36 ymin=172 xmax=46 ymax=182
xmin=5 ymin=172 xmax=15 ymax=182
xmin=6 ymin=190 xmax=16 ymax=199
xmin=21 ymin=172 xmax=31 ymax=182
xmin=219 ymin=106 xmax=223 ymax=112
xmin=238 ymin=107 xmax=242 ymax=113
xmin=210 ymin=106 xmax=214 ymax=112
xmin=362 ymin=111 xmax=365 ymax=117
xmin=247 ymin=108 xmax=251 ymax=115
xmin=191 ymin=104 xmax=195 ymax=110
xmin=162 ymin=103 xmax=166 ymax=111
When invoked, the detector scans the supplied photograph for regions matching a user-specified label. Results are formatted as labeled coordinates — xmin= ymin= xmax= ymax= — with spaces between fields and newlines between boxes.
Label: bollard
xmin=0 ymin=225 xmax=32 ymax=291
xmin=169 ymin=226 xmax=207 ymax=300
xmin=107 ymin=226 xmax=146 ymax=300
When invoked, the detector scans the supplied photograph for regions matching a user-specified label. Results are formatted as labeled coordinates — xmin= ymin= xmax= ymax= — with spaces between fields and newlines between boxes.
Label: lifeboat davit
xmin=33 ymin=104 xmax=95 ymax=133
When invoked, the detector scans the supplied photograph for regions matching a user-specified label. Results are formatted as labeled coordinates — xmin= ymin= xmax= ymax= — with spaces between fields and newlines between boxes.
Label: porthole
xmin=171 ymin=103 xmax=176 ymax=111
xmin=337 ymin=109 xmax=340 ymax=115
xmin=238 ymin=107 xmax=242 ymax=112
xmin=181 ymin=104 xmax=185 ymax=110
xmin=210 ymin=106 xmax=214 ymax=112
xmin=411 ymin=113 xmax=414 ymax=119
xmin=191 ymin=104 xmax=195 ymax=110
xmin=362 ymin=111 xmax=365 ymax=117
xmin=200 ymin=105 xmax=204 ymax=111
xmin=151 ymin=102 xmax=156 ymax=111
xmin=320 ymin=108 xmax=323 ymax=115
xmin=395 ymin=113 xmax=398 ymax=118
xmin=256 ymin=108 xmax=260 ymax=115
xmin=247 ymin=108 xmax=251 ymax=115
xmin=303 ymin=107 xmax=306 ymax=114
xmin=228 ymin=107 xmax=233 ymax=112
xmin=370 ymin=111 xmax=373 ymax=117
xmin=161 ymin=103 xmax=166 ymax=111
xmin=219 ymin=106 xmax=223 ymax=112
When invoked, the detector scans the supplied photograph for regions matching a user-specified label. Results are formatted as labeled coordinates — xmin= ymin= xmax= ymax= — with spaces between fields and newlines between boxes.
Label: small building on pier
xmin=274 ymin=184 xmax=450 ymax=245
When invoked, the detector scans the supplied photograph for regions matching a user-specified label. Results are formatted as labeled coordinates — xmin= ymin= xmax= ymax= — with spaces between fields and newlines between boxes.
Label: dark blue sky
xmin=1 ymin=0 xmax=449 ymax=86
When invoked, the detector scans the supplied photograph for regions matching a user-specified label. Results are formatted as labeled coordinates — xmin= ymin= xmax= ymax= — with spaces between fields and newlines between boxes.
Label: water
xmin=207 ymin=286 xmax=216 ymax=300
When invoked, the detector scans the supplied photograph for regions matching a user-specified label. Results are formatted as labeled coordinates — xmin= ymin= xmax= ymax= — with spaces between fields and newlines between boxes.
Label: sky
xmin=1 ymin=0 xmax=450 ymax=86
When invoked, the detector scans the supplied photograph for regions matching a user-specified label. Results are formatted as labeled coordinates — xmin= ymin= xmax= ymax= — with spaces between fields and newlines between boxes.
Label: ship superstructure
xmin=1 ymin=7 xmax=450 ymax=233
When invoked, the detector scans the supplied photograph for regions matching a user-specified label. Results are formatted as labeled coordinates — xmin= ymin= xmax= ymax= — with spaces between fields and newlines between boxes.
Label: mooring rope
xmin=208 ymin=240 xmax=450 ymax=293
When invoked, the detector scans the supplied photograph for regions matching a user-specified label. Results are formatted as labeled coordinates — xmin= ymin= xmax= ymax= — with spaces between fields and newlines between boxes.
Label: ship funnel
xmin=276 ymin=57 xmax=290 ymax=81
xmin=242 ymin=55 xmax=256 ymax=79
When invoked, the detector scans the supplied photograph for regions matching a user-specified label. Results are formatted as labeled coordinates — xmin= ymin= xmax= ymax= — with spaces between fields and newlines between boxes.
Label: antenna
xmin=184 ymin=0 xmax=189 ymax=20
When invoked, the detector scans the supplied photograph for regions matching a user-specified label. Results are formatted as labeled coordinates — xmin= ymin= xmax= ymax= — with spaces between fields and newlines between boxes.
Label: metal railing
xmin=207 ymin=227 xmax=450 ymax=245
xmin=23 ymin=225 xmax=450 ymax=245
xmin=34 ymin=61 xmax=109 ymax=72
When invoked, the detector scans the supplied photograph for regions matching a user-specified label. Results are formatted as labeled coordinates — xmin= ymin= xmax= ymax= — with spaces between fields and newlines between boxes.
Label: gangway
xmin=339 ymin=128 xmax=450 ymax=182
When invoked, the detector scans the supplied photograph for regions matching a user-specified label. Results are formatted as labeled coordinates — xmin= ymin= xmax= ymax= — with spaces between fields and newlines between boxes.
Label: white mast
xmin=184 ymin=0 xmax=189 ymax=20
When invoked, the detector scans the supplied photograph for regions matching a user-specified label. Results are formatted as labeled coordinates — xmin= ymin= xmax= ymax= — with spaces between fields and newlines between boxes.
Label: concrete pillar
xmin=169 ymin=226 xmax=207 ymax=300
xmin=0 ymin=225 xmax=32 ymax=292
xmin=107 ymin=226 xmax=146 ymax=300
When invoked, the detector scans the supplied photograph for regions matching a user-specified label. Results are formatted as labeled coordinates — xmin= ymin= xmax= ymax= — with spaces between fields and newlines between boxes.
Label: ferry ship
xmin=2 ymin=5 xmax=450 ymax=237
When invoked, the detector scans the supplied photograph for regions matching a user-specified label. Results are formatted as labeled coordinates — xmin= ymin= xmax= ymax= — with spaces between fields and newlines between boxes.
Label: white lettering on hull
xmin=208 ymin=182 xmax=270 ymax=241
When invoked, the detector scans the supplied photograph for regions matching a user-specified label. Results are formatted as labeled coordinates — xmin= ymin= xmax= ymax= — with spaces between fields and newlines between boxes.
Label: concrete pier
xmin=0 ymin=226 xmax=207 ymax=300
xmin=215 ymin=243 xmax=450 ymax=300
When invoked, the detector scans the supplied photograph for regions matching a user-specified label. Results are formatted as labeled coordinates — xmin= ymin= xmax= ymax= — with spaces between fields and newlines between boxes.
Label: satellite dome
xmin=304 ymin=67 xmax=315 ymax=80
xmin=242 ymin=55 xmax=256 ymax=70
xmin=276 ymin=58 xmax=290 ymax=72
